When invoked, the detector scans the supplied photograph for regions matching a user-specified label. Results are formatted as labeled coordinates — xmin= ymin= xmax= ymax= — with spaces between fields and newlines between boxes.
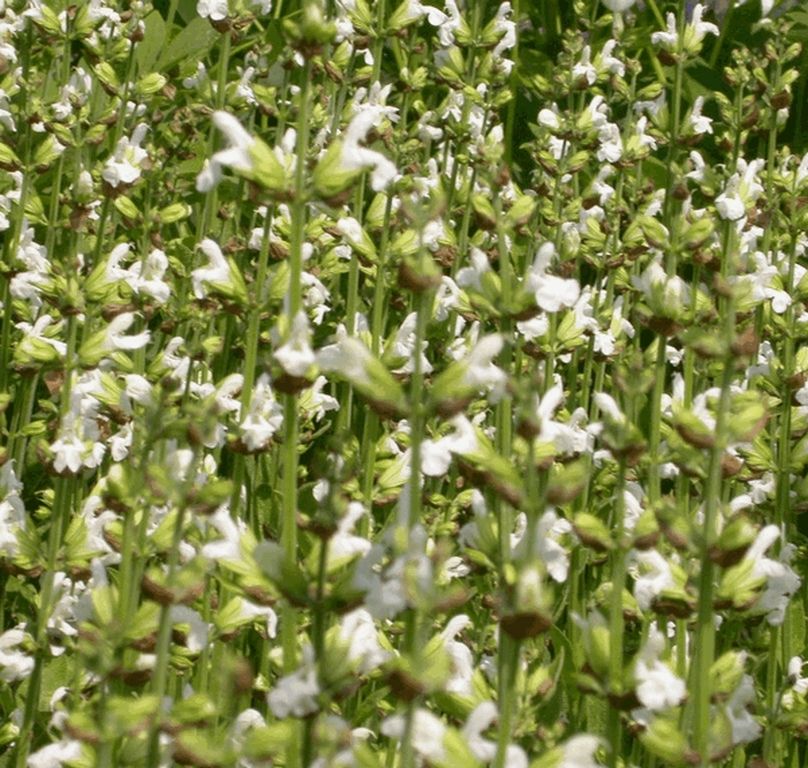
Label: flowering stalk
xmin=13 ymin=315 xmax=77 ymax=768
xmin=280 ymin=58 xmax=313 ymax=677
xmin=689 ymin=223 xmax=736 ymax=766
xmin=396 ymin=277 xmax=433 ymax=768
xmin=145 ymin=449 xmax=201 ymax=768
xmin=607 ymin=458 xmax=627 ymax=768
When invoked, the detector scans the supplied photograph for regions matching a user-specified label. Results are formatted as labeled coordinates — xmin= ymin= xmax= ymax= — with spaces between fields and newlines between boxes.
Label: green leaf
xmin=789 ymin=599 xmax=806 ymax=655
xmin=136 ymin=11 xmax=166 ymax=74
xmin=40 ymin=654 xmax=72 ymax=711
xmin=156 ymin=18 xmax=219 ymax=71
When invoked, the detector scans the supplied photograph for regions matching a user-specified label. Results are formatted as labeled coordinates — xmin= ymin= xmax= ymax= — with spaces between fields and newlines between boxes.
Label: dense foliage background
xmin=1 ymin=1 xmax=808 ymax=767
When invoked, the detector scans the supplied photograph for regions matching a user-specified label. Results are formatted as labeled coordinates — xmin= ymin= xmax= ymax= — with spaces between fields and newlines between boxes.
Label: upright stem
xmin=145 ymin=451 xmax=200 ymax=768
xmin=398 ymin=242 xmax=433 ymax=768
xmin=280 ymin=57 xmax=312 ymax=681
xmin=690 ymin=223 xmax=736 ymax=765
xmin=607 ymin=459 xmax=628 ymax=768
xmin=13 ymin=316 xmax=78 ymax=768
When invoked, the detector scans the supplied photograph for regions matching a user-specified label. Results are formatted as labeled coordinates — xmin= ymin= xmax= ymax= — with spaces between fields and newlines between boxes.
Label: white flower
xmin=268 ymin=649 xmax=320 ymax=718
xmin=651 ymin=12 xmax=678 ymax=47
xmin=420 ymin=415 xmax=479 ymax=477
xmin=536 ymin=510 xmax=572 ymax=582
xmin=191 ymin=238 xmax=234 ymax=299
xmin=239 ymin=374 xmax=284 ymax=451
xmin=715 ymin=189 xmax=745 ymax=221
xmin=16 ymin=316 xmax=67 ymax=357
xmin=197 ymin=112 xmax=256 ymax=192
xmin=597 ymin=39 xmax=625 ymax=77
xmin=593 ymin=391 xmax=625 ymax=423
xmin=109 ymin=422 xmax=133 ymax=461
xmin=102 ymin=124 xmax=148 ymax=188
xmin=103 ymin=312 xmax=150 ymax=351
xmin=339 ymin=109 xmax=399 ymax=192
xmin=652 ymin=5 xmax=718 ymax=52
xmin=390 ymin=312 xmax=432 ymax=375
xmin=745 ymin=524 xmax=801 ymax=625
xmin=50 ymin=430 xmax=85 ymax=475
xmin=274 ymin=311 xmax=316 ymax=377
xmin=170 ymin=606 xmax=209 ymax=653
xmin=300 ymin=375 xmax=339 ymax=421
xmin=572 ymin=46 xmax=597 ymax=85
xmin=399 ymin=0 xmax=447 ymax=26
xmin=328 ymin=501 xmax=372 ymax=565
xmin=126 ymin=248 xmax=171 ymax=304
xmin=527 ymin=244 xmax=581 ymax=312
xmin=634 ymin=625 xmax=686 ymax=711
xmin=559 ymin=735 xmax=602 ymax=767
xmin=338 ymin=609 xmax=390 ymax=673
xmin=631 ymin=550 xmax=675 ymax=611
xmin=597 ymin=121 xmax=623 ymax=163
xmin=462 ymin=333 xmax=507 ymax=396
xmin=602 ymin=0 xmax=636 ymax=11
xmin=463 ymin=702 xmax=528 ymax=768
xmin=788 ymin=656 xmax=808 ymax=695
xmin=0 ymin=462 xmax=26 ymax=558
xmin=27 ymin=739 xmax=83 ymax=768
xmin=689 ymin=96 xmax=713 ymax=134
xmin=197 ymin=0 xmax=228 ymax=21
xmin=317 ymin=333 xmax=374 ymax=389
xmin=688 ymin=3 xmax=720 ymax=42
xmin=0 ymin=628 xmax=35 ymax=682
xmin=441 ymin=614 xmax=474 ymax=696
xmin=381 ymin=708 xmax=446 ymax=764
xmin=715 ymin=158 xmax=765 ymax=222
xmin=725 ymin=675 xmax=761 ymax=744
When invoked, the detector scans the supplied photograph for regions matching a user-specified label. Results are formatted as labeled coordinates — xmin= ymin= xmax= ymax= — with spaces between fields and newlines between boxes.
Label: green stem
xmin=607 ymin=459 xmax=628 ymax=768
xmin=280 ymin=57 xmax=313 ymax=697
xmin=690 ymin=223 xmax=736 ymax=766
xmin=145 ymin=467 xmax=197 ymax=768
xmin=13 ymin=315 xmax=78 ymax=768
xmin=493 ymin=634 xmax=521 ymax=768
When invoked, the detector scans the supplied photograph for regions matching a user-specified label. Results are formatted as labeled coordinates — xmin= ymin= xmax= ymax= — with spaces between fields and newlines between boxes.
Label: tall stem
xmin=13 ymin=316 xmax=78 ymax=768
xmin=280 ymin=57 xmax=312 ymax=680
xmin=690 ymin=223 xmax=736 ymax=765
xmin=607 ymin=459 xmax=628 ymax=768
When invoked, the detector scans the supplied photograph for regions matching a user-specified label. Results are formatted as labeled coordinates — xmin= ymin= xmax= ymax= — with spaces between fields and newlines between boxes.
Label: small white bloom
xmin=102 ymin=124 xmax=149 ymax=188
xmin=170 ymin=606 xmax=210 ymax=653
xmin=197 ymin=0 xmax=228 ymax=21
xmin=441 ymin=614 xmax=474 ymax=696
xmin=631 ymin=550 xmax=675 ymax=611
xmin=0 ymin=628 xmax=35 ymax=682
xmin=339 ymin=109 xmax=399 ymax=192
xmin=274 ymin=311 xmax=316 ymax=377
xmin=559 ymin=735 xmax=602 ymax=768
xmin=463 ymin=702 xmax=528 ymax=768
xmin=239 ymin=374 xmax=284 ymax=451
xmin=726 ymin=675 xmax=761 ymax=744
xmin=381 ymin=708 xmax=446 ymax=764
xmin=459 ymin=334 xmax=508 ymax=399
xmin=103 ymin=312 xmax=150 ymax=351
xmin=268 ymin=649 xmax=320 ymax=718
xmin=197 ymin=112 xmax=256 ymax=192
xmin=634 ymin=625 xmax=686 ymax=711
xmin=602 ymin=0 xmax=636 ymax=12
xmin=27 ymin=739 xmax=83 ymax=768
xmin=191 ymin=238 xmax=234 ymax=299
xmin=689 ymin=96 xmax=713 ymax=135
xmin=744 ymin=525 xmax=801 ymax=625
xmin=338 ymin=609 xmax=390 ymax=673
